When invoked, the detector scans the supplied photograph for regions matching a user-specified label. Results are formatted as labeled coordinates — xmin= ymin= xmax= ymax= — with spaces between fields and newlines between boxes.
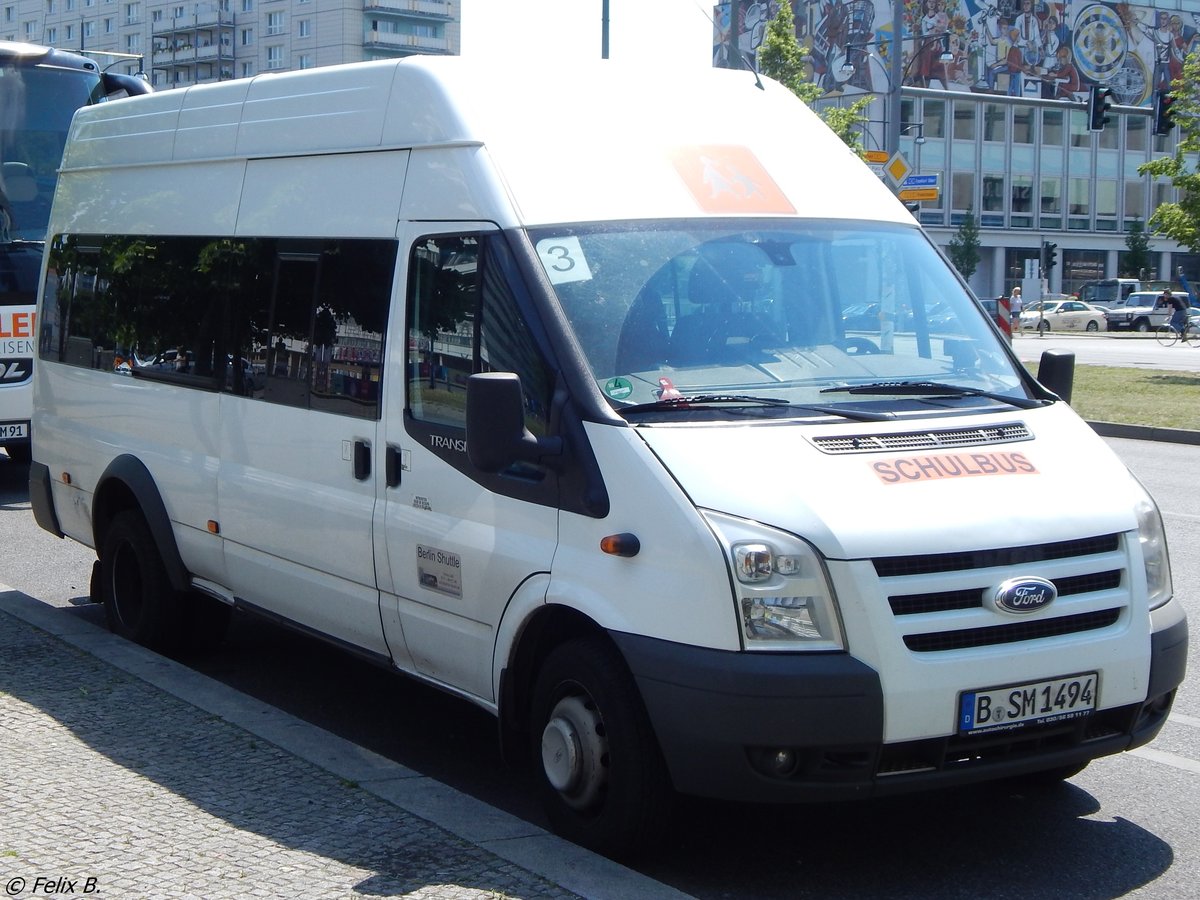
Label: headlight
xmin=703 ymin=511 xmax=844 ymax=651
xmin=1132 ymin=480 xmax=1173 ymax=610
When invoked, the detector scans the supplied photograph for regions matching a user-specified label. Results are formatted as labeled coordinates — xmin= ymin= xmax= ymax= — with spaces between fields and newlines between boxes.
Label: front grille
xmin=872 ymin=533 xmax=1129 ymax=653
xmin=889 ymin=569 xmax=1122 ymax=616
xmin=903 ymin=608 xmax=1121 ymax=652
xmin=811 ymin=422 xmax=1031 ymax=455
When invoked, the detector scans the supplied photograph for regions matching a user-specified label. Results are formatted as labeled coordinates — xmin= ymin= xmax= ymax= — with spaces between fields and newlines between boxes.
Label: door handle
xmin=353 ymin=438 xmax=371 ymax=481
xmin=385 ymin=445 xmax=402 ymax=488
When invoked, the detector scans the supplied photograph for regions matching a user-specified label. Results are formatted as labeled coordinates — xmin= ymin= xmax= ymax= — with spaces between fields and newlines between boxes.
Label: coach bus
xmin=0 ymin=40 xmax=150 ymax=461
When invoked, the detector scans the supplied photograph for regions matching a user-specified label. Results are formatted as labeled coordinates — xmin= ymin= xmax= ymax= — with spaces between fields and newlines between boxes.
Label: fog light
xmin=770 ymin=748 xmax=797 ymax=776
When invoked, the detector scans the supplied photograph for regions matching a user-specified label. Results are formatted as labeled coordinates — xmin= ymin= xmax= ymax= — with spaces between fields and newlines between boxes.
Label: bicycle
xmin=1155 ymin=321 xmax=1198 ymax=346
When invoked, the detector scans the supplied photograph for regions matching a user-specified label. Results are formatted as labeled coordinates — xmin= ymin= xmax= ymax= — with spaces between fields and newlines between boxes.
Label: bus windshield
xmin=1 ymin=53 xmax=104 ymax=242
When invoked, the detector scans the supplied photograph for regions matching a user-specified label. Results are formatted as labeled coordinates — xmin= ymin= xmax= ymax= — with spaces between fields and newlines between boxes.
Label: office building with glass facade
xmin=716 ymin=0 xmax=1199 ymax=297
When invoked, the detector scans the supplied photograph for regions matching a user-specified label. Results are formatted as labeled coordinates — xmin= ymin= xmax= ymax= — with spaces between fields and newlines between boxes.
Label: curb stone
xmin=0 ymin=587 xmax=694 ymax=900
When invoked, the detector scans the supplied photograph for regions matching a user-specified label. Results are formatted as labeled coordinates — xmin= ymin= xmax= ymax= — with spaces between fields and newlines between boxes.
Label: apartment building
xmin=1 ymin=0 xmax=459 ymax=88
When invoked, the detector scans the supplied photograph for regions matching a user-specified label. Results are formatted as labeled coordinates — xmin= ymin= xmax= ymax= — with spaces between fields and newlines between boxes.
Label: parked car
xmin=1103 ymin=290 xmax=1194 ymax=332
xmin=1018 ymin=299 xmax=1108 ymax=333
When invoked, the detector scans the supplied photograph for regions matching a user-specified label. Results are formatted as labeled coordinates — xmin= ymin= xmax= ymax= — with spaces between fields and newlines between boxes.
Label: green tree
xmin=1120 ymin=218 xmax=1153 ymax=277
xmin=757 ymin=3 xmax=869 ymax=155
xmin=1140 ymin=51 xmax=1200 ymax=249
xmin=947 ymin=209 xmax=981 ymax=282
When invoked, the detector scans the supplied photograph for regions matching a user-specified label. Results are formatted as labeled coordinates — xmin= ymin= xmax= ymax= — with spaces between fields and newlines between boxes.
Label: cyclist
xmin=1157 ymin=289 xmax=1189 ymax=338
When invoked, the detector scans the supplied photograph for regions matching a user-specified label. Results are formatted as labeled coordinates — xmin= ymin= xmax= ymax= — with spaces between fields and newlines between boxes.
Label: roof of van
xmin=59 ymin=56 xmax=912 ymax=228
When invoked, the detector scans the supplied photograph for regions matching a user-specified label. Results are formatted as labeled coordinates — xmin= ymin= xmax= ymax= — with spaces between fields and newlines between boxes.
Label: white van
xmin=30 ymin=57 xmax=1187 ymax=856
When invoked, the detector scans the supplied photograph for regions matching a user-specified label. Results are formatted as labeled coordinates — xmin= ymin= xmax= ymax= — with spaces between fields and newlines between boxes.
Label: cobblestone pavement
xmin=0 ymin=592 xmax=690 ymax=900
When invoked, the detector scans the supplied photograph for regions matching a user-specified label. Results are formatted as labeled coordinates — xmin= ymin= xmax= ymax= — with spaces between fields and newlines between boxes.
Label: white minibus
xmin=30 ymin=57 xmax=1187 ymax=856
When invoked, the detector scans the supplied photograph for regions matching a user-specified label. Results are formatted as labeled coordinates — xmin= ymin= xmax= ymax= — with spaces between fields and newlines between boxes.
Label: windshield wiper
xmin=619 ymin=394 xmax=895 ymax=421
xmin=819 ymin=380 xmax=1047 ymax=409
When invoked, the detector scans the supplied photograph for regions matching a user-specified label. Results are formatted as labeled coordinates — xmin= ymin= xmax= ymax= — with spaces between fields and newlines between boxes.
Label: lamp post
xmin=601 ymin=0 xmax=609 ymax=59
xmin=842 ymin=25 xmax=953 ymax=159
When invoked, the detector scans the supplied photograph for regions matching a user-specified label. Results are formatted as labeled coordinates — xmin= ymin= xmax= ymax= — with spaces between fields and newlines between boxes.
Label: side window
xmin=263 ymin=253 xmax=318 ymax=408
xmin=406 ymin=232 xmax=552 ymax=437
xmin=42 ymin=234 xmax=395 ymax=420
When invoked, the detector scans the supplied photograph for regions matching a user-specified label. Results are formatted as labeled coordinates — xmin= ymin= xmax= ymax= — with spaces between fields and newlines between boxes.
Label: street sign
xmin=900 ymin=174 xmax=939 ymax=189
xmin=898 ymin=188 xmax=939 ymax=201
xmin=885 ymin=153 xmax=910 ymax=186
xmin=865 ymin=150 xmax=889 ymax=164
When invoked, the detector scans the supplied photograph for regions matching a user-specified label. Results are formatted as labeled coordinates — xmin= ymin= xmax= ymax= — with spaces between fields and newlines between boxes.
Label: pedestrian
xmin=1009 ymin=285 xmax=1023 ymax=325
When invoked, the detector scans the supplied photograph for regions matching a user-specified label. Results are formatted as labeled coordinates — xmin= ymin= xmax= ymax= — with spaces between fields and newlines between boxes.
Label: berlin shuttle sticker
xmin=670 ymin=145 xmax=795 ymax=214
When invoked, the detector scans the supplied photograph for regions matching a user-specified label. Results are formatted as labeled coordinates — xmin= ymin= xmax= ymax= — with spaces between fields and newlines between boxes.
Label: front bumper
xmin=613 ymin=606 xmax=1187 ymax=804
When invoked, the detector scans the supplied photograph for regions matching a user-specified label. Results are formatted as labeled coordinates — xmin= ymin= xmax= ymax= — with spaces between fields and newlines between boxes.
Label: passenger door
xmin=379 ymin=224 xmax=559 ymax=701
xmin=217 ymin=238 xmax=397 ymax=658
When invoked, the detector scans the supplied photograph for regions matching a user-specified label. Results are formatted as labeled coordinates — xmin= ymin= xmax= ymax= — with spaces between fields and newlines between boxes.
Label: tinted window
xmin=40 ymin=234 xmax=396 ymax=419
xmin=406 ymin=232 xmax=552 ymax=436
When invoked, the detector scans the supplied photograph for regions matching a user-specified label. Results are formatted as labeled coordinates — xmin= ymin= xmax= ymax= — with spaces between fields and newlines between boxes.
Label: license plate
xmin=0 ymin=422 xmax=27 ymax=440
xmin=959 ymin=672 xmax=1097 ymax=735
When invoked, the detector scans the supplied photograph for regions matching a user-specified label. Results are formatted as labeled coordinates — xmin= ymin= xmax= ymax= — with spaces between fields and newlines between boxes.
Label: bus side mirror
xmin=1037 ymin=349 xmax=1075 ymax=404
xmin=466 ymin=372 xmax=562 ymax=473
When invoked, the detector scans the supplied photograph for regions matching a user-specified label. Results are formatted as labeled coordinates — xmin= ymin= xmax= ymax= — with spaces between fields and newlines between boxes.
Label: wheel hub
xmin=541 ymin=695 xmax=607 ymax=809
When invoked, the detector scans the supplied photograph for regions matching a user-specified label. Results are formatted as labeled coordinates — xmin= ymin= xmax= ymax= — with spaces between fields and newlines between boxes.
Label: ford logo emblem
xmin=993 ymin=577 xmax=1057 ymax=614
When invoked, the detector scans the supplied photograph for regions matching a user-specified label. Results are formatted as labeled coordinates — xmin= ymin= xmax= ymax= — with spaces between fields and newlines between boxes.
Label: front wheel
xmin=1085 ymin=320 xmax=1099 ymax=332
xmin=1156 ymin=323 xmax=1180 ymax=347
xmin=1037 ymin=320 xmax=1050 ymax=334
xmin=531 ymin=637 xmax=673 ymax=857
xmin=100 ymin=510 xmax=184 ymax=652
xmin=1133 ymin=318 xmax=1151 ymax=333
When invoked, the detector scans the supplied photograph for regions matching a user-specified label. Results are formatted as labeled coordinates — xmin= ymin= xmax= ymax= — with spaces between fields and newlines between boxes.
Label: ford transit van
xmin=29 ymin=57 xmax=1187 ymax=856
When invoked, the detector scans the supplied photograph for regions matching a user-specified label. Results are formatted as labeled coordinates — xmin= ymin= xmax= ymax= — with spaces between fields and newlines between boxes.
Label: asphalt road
xmin=3 ymin=432 xmax=1198 ymax=898
xmin=1012 ymin=330 xmax=1200 ymax=372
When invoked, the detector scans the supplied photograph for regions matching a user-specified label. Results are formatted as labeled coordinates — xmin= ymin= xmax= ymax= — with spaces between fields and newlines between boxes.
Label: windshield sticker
xmin=536 ymin=236 xmax=594 ymax=285
xmin=604 ymin=376 xmax=633 ymax=400
xmin=669 ymin=145 xmax=795 ymax=215
xmin=873 ymin=451 xmax=1037 ymax=485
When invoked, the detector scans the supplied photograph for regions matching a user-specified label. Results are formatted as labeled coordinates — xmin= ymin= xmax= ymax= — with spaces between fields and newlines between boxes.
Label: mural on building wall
xmin=715 ymin=0 xmax=1198 ymax=107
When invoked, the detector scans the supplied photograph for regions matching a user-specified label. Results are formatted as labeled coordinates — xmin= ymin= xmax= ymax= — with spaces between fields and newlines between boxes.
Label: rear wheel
xmin=531 ymin=637 xmax=673 ymax=857
xmin=100 ymin=510 xmax=184 ymax=652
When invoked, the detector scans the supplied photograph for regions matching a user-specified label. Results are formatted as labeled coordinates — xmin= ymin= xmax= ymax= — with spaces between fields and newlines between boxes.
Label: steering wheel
xmin=837 ymin=337 xmax=880 ymax=355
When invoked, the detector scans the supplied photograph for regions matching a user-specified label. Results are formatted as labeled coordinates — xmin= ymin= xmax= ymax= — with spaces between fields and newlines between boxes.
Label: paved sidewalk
xmin=0 ymin=588 xmax=691 ymax=900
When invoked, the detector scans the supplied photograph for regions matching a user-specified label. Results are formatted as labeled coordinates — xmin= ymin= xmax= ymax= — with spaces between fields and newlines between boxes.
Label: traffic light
xmin=1154 ymin=90 xmax=1176 ymax=136
xmin=1042 ymin=240 xmax=1058 ymax=273
xmin=1088 ymin=85 xmax=1114 ymax=131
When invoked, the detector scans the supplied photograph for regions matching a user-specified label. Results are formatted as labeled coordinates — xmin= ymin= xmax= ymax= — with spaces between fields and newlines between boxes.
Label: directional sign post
xmin=898 ymin=172 xmax=940 ymax=203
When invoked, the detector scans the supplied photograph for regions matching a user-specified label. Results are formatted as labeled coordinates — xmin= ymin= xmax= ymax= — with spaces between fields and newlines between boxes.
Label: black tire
xmin=100 ymin=510 xmax=184 ymax=652
xmin=531 ymin=637 xmax=673 ymax=857
xmin=1133 ymin=318 xmax=1151 ymax=333
xmin=1037 ymin=320 xmax=1050 ymax=334
xmin=1086 ymin=320 xmax=1099 ymax=332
